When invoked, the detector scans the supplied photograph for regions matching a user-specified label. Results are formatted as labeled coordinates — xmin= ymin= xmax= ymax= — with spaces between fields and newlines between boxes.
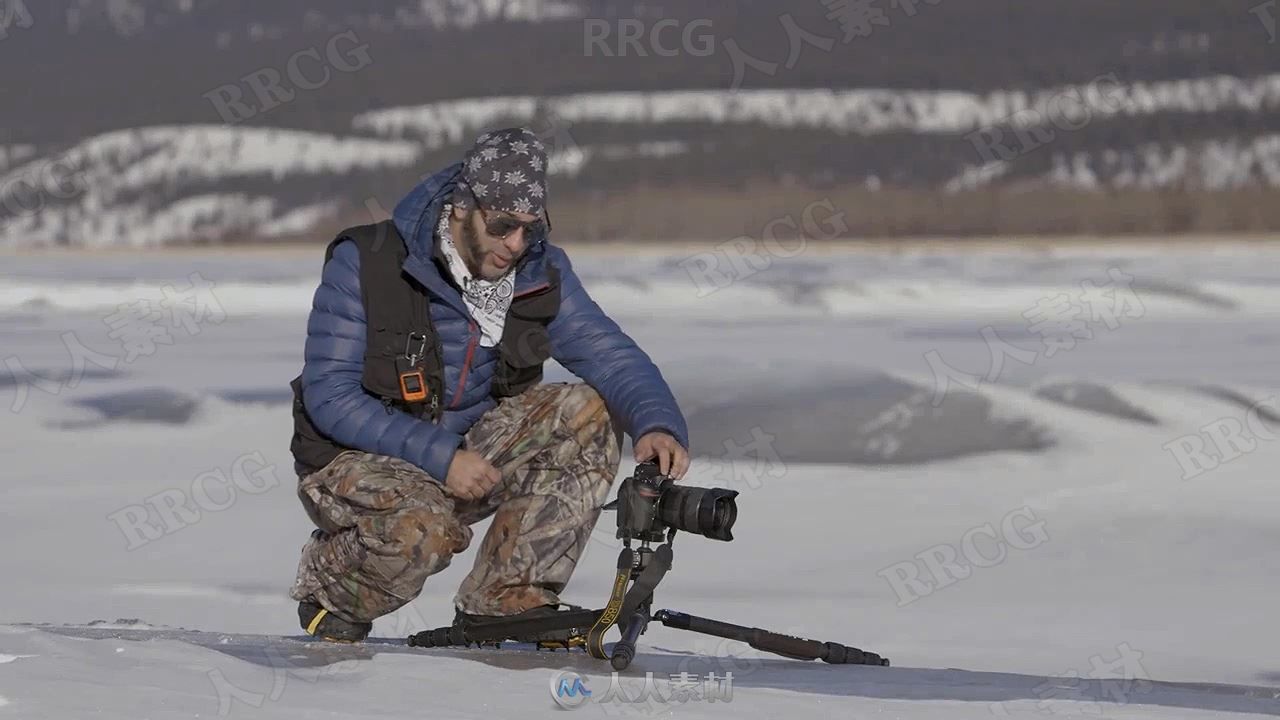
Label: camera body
xmin=614 ymin=461 xmax=738 ymax=543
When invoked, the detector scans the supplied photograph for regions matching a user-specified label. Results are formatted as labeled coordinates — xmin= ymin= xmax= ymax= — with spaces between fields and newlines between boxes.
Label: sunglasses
xmin=481 ymin=212 xmax=548 ymax=239
xmin=465 ymin=183 xmax=551 ymax=240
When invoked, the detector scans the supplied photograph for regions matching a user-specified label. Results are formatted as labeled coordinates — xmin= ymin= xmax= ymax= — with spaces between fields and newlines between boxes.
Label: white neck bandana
xmin=436 ymin=204 xmax=514 ymax=348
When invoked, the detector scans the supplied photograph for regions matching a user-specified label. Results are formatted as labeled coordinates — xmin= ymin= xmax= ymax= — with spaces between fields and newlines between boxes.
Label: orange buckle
xmin=399 ymin=370 xmax=428 ymax=402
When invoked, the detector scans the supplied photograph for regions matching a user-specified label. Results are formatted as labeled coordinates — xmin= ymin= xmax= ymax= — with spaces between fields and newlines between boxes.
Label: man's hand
xmin=444 ymin=449 xmax=501 ymax=501
xmin=633 ymin=431 xmax=689 ymax=480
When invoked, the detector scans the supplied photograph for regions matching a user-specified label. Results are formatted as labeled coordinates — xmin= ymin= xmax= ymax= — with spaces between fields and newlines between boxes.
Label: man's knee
xmin=383 ymin=485 xmax=471 ymax=559
xmin=563 ymin=383 xmax=606 ymax=418
xmin=345 ymin=502 xmax=468 ymax=610
xmin=561 ymin=383 xmax=622 ymax=453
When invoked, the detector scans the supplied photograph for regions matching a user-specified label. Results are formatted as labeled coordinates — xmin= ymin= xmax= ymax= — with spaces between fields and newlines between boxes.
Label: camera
xmin=612 ymin=461 xmax=739 ymax=542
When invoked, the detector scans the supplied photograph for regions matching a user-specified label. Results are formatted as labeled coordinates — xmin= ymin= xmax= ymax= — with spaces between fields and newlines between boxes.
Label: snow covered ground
xmin=1 ymin=240 xmax=1279 ymax=718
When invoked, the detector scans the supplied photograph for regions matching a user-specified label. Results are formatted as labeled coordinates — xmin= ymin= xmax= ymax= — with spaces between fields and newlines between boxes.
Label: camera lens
xmin=657 ymin=485 xmax=739 ymax=541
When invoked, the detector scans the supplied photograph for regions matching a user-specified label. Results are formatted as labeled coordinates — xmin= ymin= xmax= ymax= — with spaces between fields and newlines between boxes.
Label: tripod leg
xmin=610 ymin=609 xmax=649 ymax=671
xmin=653 ymin=609 xmax=889 ymax=666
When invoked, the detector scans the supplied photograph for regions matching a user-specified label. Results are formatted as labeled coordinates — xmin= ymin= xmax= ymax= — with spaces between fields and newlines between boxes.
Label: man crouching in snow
xmin=286 ymin=127 xmax=690 ymax=642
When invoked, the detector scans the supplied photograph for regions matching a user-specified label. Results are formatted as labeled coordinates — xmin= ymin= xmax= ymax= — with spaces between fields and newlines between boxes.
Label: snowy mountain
xmin=46 ymin=0 xmax=588 ymax=37
xmin=945 ymin=135 xmax=1280 ymax=193
xmin=352 ymin=75 xmax=1280 ymax=142
xmin=1 ymin=0 xmax=1276 ymax=246
xmin=5 ymin=72 xmax=1279 ymax=248
xmin=0 ymin=127 xmax=423 ymax=248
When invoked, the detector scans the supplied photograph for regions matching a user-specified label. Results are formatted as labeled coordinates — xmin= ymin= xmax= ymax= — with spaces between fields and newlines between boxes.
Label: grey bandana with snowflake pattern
xmin=451 ymin=127 xmax=549 ymax=219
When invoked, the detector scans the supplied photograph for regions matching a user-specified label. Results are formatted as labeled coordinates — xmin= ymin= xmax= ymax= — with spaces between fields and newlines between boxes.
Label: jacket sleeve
xmin=545 ymin=245 xmax=689 ymax=448
xmin=300 ymin=240 xmax=463 ymax=481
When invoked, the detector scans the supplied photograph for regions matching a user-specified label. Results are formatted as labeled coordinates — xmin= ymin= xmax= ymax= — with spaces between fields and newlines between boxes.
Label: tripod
xmin=406 ymin=533 xmax=890 ymax=671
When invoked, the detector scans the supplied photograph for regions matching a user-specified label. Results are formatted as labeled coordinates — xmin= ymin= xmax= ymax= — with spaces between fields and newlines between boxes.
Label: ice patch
xmin=1132 ymin=278 xmax=1239 ymax=310
xmin=0 ymin=366 xmax=125 ymax=389
xmin=684 ymin=372 xmax=1054 ymax=465
xmin=80 ymin=619 xmax=158 ymax=630
xmin=56 ymin=387 xmax=203 ymax=428
xmin=1033 ymin=380 xmax=1161 ymax=425
xmin=1191 ymin=384 xmax=1280 ymax=423
xmin=110 ymin=583 xmax=287 ymax=605
xmin=0 ymin=654 xmax=36 ymax=664
xmin=2 ymin=275 xmax=1273 ymax=322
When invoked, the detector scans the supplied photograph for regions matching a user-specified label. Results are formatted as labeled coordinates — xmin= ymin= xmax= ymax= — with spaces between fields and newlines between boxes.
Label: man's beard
xmin=457 ymin=211 xmax=487 ymax=278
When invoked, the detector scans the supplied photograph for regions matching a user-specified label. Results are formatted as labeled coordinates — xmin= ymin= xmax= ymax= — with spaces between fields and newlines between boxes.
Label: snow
xmin=548 ymin=140 xmax=690 ymax=178
xmin=1 ymin=241 xmax=1279 ymax=718
xmin=352 ymin=74 xmax=1280 ymax=143
xmin=4 ymin=73 xmax=1278 ymax=250
xmin=0 ymin=126 xmax=424 ymax=249
xmin=1031 ymin=134 xmax=1280 ymax=191
xmin=8 ymin=241 xmax=1280 ymax=321
xmin=257 ymin=202 xmax=340 ymax=238
xmin=406 ymin=0 xmax=586 ymax=29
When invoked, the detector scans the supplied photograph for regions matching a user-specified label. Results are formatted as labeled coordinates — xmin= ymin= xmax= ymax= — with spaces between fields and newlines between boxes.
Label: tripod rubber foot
xmin=609 ymin=610 xmax=648 ymax=671
xmin=824 ymin=641 xmax=889 ymax=666
xmin=406 ymin=625 xmax=466 ymax=648
xmin=611 ymin=643 xmax=634 ymax=671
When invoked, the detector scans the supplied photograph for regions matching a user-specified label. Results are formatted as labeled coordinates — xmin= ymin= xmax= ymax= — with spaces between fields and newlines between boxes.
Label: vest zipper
xmin=428 ymin=305 xmax=446 ymax=421
xmin=449 ymin=321 xmax=478 ymax=409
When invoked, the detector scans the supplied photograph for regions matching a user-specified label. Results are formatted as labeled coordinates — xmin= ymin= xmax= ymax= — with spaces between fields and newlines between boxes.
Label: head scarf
xmin=451 ymin=126 xmax=549 ymax=219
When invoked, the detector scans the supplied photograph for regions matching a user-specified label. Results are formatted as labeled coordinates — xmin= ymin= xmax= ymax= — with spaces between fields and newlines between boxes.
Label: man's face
xmin=454 ymin=204 xmax=538 ymax=281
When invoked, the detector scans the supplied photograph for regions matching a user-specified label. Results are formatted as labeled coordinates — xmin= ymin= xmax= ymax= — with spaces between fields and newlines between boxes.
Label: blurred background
xmin=1 ymin=0 xmax=1277 ymax=247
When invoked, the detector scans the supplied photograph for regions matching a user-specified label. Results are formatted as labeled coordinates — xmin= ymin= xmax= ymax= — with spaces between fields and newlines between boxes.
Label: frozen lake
xmin=2 ymin=240 xmax=1279 ymax=718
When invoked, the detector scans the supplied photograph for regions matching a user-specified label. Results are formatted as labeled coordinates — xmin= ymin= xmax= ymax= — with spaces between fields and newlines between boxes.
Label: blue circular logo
xmin=550 ymin=670 xmax=592 ymax=709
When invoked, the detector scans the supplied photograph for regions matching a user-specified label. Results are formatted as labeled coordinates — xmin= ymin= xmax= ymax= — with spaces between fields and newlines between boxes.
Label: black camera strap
xmin=585 ymin=543 xmax=673 ymax=660
xmin=586 ymin=548 xmax=632 ymax=659
xmin=620 ymin=543 xmax=672 ymax=620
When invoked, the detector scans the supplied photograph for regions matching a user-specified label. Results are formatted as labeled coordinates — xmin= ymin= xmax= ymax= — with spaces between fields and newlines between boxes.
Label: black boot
xmin=298 ymin=597 xmax=372 ymax=643
xmin=454 ymin=602 xmax=586 ymax=643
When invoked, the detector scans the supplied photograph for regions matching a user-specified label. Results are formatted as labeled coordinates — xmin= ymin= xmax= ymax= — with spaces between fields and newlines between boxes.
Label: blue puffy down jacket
xmin=298 ymin=162 xmax=689 ymax=481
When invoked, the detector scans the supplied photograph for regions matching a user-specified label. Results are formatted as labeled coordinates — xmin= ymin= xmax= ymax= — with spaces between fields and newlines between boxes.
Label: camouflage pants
xmin=288 ymin=382 xmax=622 ymax=623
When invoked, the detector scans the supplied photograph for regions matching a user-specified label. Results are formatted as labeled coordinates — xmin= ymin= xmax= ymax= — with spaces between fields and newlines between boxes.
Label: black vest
xmin=289 ymin=220 xmax=561 ymax=475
